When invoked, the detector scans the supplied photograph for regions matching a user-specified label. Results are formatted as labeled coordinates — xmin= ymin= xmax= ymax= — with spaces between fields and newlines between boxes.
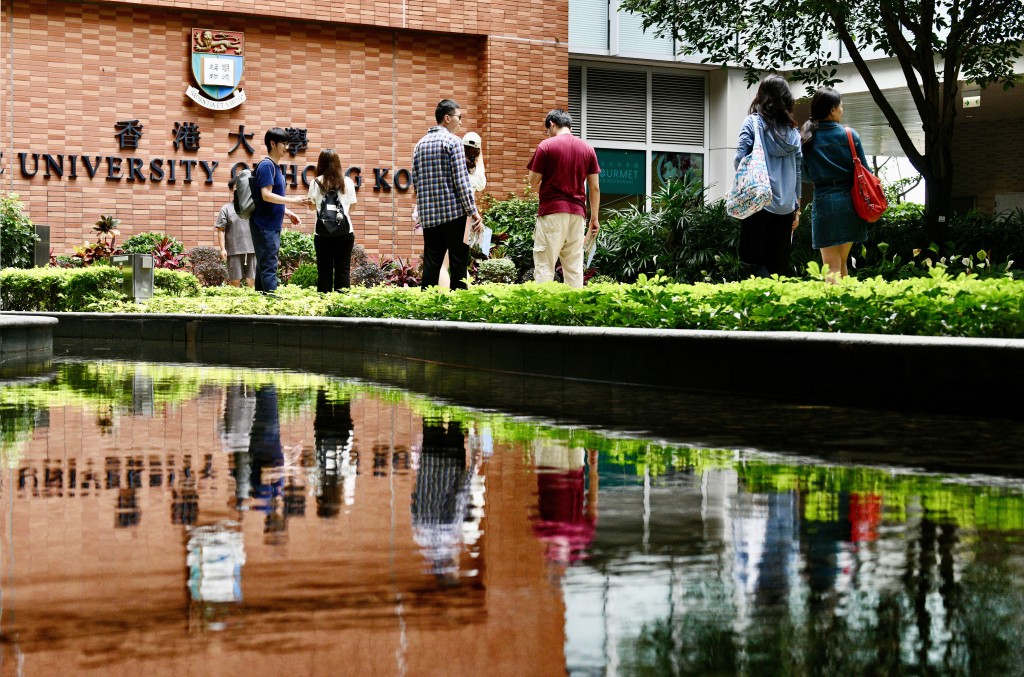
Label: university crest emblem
xmin=185 ymin=29 xmax=246 ymax=110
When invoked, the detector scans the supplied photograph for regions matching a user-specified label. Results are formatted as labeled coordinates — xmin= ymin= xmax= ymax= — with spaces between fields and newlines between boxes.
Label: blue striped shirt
xmin=412 ymin=126 xmax=477 ymax=228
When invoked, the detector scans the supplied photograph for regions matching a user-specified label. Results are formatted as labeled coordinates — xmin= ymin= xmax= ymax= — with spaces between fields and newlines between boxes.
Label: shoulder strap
xmin=845 ymin=127 xmax=858 ymax=161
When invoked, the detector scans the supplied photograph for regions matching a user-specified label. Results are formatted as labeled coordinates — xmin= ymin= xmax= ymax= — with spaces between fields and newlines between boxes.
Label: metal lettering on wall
xmin=14 ymin=120 xmax=410 ymax=192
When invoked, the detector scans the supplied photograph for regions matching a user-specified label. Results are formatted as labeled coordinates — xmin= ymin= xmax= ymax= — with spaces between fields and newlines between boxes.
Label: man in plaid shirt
xmin=412 ymin=99 xmax=482 ymax=290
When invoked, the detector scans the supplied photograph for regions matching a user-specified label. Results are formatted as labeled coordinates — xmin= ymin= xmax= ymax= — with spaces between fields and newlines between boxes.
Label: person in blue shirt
xmin=249 ymin=127 xmax=308 ymax=293
xmin=734 ymin=75 xmax=803 ymax=278
xmin=800 ymin=87 xmax=872 ymax=281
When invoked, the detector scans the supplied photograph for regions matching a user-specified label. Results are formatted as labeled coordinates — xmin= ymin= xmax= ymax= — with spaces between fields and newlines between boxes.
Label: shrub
xmin=279 ymin=229 xmax=315 ymax=282
xmin=187 ymin=246 xmax=228 ymax=286
xmin=481 ymin=188 xmax=539 ymax=282
xmin=288 ymin=262 xmax=318 ymax=288
xmin=351 ymin=261 xmax=388 ymax=288
xmin=351 ymin=243 xmax=369 ymax=268
xmin=384 ymin=256 xmax=421 ymax=288
xmin=0 ymin=267 xmax=122 ymax=311
xmin=154 ymin=268 xmax=201 ymax=296
xmin=475 ymin=258 xmax=516 ymax=284
xmin=121 ymin=232 xmax=185 ymax=256
xmin=0 ymin=193 xmax=39 ymax=269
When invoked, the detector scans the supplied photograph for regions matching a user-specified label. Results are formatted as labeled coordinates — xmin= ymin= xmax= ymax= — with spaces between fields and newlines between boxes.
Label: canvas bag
xmin=315 ymin=182 xmax=352 ymax=236
xmin=232 ymin=162 xmax=263 ymax=220
xmin=846 ymin=128 xmax=888 ymax=223
xmin=725 ymin=117 xmax=773 ymax=220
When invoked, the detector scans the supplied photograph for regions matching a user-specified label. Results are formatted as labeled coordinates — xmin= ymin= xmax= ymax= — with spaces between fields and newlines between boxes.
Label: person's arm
xmin=345 ymin=178 xmax=357 ymax=215
xmin=793 ymin=141 xmax=803 ymax=230
xmin=215 ymin=207 xmax=228 ymax=258
xmin=853 ymin=130 xmax=872 ymax=173
xmin=735 ymin=116 xmax=754 ymax=169
xmin=260 ymin=184 xmax=305 ymax=207
xmin=305 ymin=179 xmax=318 ymax=212
xmin=586 ymin=173 xmax=601 ymax=234
xmin=529 ymin=170 xmax=543 ymax=194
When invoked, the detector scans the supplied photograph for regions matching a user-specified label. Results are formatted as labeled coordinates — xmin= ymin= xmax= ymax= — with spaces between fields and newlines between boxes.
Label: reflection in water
xmin=2 ymin=361 xmax=1024 ymax=675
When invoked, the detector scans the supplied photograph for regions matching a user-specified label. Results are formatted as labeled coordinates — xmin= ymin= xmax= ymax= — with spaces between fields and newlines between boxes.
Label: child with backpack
xmin=305 ymin=149 xmax=357 ymax=292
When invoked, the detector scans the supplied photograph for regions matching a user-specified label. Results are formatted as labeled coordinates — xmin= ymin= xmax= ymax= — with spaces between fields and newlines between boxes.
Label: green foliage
xmin=481 ymin=188 xmax=539 ymax=282
xmin=0 ymin=266 xmax=122 ymax=311
xmin=475 ymin=258 xmax=517 ymax=284
xmin=94 ymin=283 xmax=335 ymax=316
xmin=187 ymin=246 xmax=228 ymax=286
xmin=278 ymin=229 xmax=315 ymax=282
xmin=154 ymin=268 xmax=201 ymax=296
xmin=0 ymin=192 xmax=39 ymax=270
xmin=596 ymin=172 xmax=746 ymax=283
xmin=288 ymin=262 xmax=319 ymax=288
xmin=121 ymin=232 xmax=185 ymax=256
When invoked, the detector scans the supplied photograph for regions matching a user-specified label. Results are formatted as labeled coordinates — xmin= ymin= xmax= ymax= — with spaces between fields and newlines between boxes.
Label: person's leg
xmin=533 ymin=213 xmax=565 ymax=283
xmin=261 ymin=229 xmax=281 ymax=293
xmin=764 ymin=211 xmax=796 ymax=277
xmin=314 ymin=236 xmax=332 ymax=293
xmin=335 ymin=232 xmax=354 ymax=289
xmin=250 ymin=227 xmax=270 ymax=292
xmin=242 ymin=253 xmax=256 ymax=288
xmin=226 ymin=254 xmax=242 ymax=287
xmin=439 ymin=252 xmax=451 ymax=289
xmin=820 ymin=242 xmax=854 ymax=283
xmin=558 ymin=214 xmax=585 ymax=288
xmin=421 ymin=225 xmax=446 ymax=289
xmin=738 ymin=210 xmax=771 ymax=278
xmin=443 ymin=216 xmax=470 ymax=290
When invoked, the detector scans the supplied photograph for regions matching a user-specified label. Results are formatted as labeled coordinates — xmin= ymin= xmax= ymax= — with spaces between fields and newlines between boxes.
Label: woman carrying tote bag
xmin=800 ymin=87 xmax=873 ymax=282
xmin=732 ymin=74 xmax=803 ymax=278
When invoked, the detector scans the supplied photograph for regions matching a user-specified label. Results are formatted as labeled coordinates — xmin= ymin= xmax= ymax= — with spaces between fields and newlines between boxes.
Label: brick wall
xmin=0 ymin=0 xmax=568 ymax=258
xmin=951 ymin=116 xmax=1024 ymax=215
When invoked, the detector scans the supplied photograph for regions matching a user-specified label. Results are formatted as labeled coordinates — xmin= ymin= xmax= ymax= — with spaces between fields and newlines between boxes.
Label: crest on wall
xmin=185 ymin=29 xmax=246 ymax=110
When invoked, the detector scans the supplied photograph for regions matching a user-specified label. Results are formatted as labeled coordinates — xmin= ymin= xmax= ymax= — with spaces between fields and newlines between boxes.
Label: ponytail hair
xmin=801 ymin=86 xmax=843 ymax=150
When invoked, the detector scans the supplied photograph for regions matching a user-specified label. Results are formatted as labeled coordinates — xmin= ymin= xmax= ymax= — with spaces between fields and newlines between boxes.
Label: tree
xmin=618 ymin=0 xmax=1024 ymax=244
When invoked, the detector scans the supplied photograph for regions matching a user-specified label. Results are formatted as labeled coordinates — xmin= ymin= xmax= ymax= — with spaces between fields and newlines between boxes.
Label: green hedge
xmin=74 ymin=267 xmax=1024 ymax=339
xmin=0 ymin=266 xmax=202 ymax=310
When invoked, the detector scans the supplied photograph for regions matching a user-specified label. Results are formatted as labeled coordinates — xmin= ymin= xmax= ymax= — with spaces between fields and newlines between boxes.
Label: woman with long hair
xmin=306 ymin=149 xmax=357 ymax=292
xmin=801 ymin=87 xmax=872 ymax=281
xmin=734 ymin=74 xmax=802 ymax=277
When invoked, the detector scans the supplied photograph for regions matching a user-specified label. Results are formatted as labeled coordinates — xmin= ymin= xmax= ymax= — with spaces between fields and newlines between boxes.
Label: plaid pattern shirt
xmin=412 ymin=126 xmax=477 ymax=228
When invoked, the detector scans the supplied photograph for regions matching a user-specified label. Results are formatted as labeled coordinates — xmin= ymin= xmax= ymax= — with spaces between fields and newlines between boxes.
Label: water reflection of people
xmin=411 ymin=416 xmax=477 ymax=582
xmin=186 ymin=520 xmax=246 ymax=632
xmin=313 ymin=389 xmax=356 ymax=518
xmin=530 ymin=441 xmax=598 ymax=567
xmin=247 ymin=384 xmax=286 ymax=544
xmin=221 ymin=383 xmax=257 ymax=513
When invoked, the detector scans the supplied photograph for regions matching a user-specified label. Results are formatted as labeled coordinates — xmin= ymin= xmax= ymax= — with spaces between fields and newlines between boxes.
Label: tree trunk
xmin=922 ymin=110 xmax=956 ymax=248
xmin=923 ymin=170 xmax=953 ymax=248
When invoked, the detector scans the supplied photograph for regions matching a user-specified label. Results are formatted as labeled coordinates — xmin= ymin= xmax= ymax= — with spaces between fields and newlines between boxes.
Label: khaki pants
xmin=533 ymin=212 xmax=585 ymax=288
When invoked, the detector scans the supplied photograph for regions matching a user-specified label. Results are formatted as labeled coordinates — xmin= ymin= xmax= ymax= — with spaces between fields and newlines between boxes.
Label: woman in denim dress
xmin=734 ymin=75 xmax=803 ymax=277
xmin=801 ymin=87 xmax=871 ymax=281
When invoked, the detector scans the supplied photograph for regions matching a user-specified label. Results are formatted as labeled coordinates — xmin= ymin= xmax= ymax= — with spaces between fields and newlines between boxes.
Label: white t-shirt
xmin=468 ymin=158 xmax=486 ymax=193
xmin=307 ymin=175 xmax=357 ymax=230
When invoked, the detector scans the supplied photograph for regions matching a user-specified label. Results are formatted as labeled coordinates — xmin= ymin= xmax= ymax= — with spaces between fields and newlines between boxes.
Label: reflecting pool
xmin=2 ymin=361 xmax=1024 ymax=675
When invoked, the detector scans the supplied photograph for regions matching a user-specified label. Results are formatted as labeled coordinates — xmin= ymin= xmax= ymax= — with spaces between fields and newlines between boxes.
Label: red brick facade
xmin=0 ymin=0 xmax=569 ymax=258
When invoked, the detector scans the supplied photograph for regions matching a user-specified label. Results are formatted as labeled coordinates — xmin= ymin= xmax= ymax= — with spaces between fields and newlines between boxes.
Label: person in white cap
xmin=427 ymin=131 xmax=488 ymax=288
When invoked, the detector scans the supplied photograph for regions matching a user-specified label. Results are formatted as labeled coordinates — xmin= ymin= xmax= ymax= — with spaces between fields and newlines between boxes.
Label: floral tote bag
xmin=725 ymin=118 xmax=773 ymax=220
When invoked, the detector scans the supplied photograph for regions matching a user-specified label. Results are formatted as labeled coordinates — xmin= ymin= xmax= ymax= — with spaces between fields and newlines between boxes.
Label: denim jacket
xmin=802 ymin=121 xmax=871 ymax=194
xmin=734 ymin=113 xmax=802 ymax=215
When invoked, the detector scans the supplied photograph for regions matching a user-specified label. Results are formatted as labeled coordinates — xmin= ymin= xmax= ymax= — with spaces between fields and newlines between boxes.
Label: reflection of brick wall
xmin=4 ymin=393 xmax=565 ymax=674
xmin=0 ymin=0 xmax=567 ymax=258
xmin=951 ymin=117 xmax=1024 ymax=215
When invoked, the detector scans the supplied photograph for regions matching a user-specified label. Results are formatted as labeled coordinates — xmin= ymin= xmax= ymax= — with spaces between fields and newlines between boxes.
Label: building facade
xmin=0 ymin=0 xmax=568 ymax=257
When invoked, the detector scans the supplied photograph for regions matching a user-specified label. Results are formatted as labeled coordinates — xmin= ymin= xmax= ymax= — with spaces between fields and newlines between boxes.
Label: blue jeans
xmin=250 ymin=226 xmax=281 ymax=293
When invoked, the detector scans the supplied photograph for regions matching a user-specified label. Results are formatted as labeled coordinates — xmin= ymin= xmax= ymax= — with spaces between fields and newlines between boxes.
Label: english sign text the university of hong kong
xmin=15 ymin=120 xmax=411 ymax=192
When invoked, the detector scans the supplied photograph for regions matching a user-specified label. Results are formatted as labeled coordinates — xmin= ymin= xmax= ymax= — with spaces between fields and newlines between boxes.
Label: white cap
xmin=463 ymin=132 xmax=482 ymax=149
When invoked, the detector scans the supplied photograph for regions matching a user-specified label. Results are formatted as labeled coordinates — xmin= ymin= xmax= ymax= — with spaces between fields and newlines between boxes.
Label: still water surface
xmin=1 ymin=360 xmax=1023 ymax=676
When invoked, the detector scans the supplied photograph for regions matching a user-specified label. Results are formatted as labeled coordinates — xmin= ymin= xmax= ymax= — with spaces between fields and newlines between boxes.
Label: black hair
xmin=545 ymin=109 xmax=573 ymax=130
xmin=435 ymin=99 xmax=461 ymax=124
xmin=800 ymin=87 xmax=843 ymax=150
xmin=228 ymin=177 xmax=237 ymax=189
xmin=749 ymin=74 xmax=798 ymax=138
xmin=264 ymin=127 xmax=288 ymax=153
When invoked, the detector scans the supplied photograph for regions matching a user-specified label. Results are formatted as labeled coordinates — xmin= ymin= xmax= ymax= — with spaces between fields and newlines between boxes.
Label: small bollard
xmin=34 ymin=224 xmax=50 ymax=267
xmin=110 ymin=253 xmax=155 ymax=302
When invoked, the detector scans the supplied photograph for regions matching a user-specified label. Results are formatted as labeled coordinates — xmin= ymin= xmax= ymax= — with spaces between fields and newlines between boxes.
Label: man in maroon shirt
xmin=527 ymin=109 xmax=601 ymax=288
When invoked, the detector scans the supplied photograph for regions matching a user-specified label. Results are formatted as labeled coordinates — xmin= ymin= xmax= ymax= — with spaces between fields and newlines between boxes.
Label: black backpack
xmin=316 ymin=183 xmax=351 ymax=236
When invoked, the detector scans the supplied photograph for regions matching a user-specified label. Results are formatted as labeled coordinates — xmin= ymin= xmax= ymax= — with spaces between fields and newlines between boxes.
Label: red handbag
xmin=846 ymin=127 xmax=888 ymax=222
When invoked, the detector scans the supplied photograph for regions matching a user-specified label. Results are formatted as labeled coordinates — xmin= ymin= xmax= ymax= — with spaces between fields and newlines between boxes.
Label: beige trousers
xmin=532 ymin=212 xmax=585 ymax=288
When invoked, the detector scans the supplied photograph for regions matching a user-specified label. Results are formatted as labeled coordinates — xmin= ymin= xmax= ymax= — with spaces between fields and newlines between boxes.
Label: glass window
xmin=595 ymin=148 xmax=646 ymax=215
xmin=652 ymin=151 xmax=704 ymax=194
